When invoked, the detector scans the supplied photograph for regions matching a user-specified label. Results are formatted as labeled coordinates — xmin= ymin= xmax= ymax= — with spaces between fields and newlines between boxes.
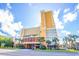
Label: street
xmin=0 ymin=49 xmax=79 ymax=56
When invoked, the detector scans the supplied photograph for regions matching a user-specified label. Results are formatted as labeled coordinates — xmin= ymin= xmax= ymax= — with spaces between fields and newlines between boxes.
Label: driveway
xmin=0 ymin=49 xmax=79 ymax=56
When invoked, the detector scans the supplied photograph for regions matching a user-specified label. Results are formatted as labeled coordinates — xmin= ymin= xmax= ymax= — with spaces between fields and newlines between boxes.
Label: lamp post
xmin=12 ymin=37 xmax=16 ymax=48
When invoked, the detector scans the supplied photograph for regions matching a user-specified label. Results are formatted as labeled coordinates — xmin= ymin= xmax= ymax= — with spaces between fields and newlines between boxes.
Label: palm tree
xmin=52 ymin=37 xmax=59 ymax=49
xmin=63 ymin=34 xmax=79 ymax=49
xmin=46 ymin=40 xmax=51 ymax=49
xmin=68 ymin=34 xmax=79 ymax=41
xmin=46 ymin=40 xmax=51 ymax=45
xmin=63 ymin=37 xmax=67 ymax=49
xmin=38 ymin=37 xmax=47 ymax=48
xmin=63 ymin=36 xmax=71 ymax=49
xmin=68 ymin=34 xmax=79 ymax=49
xmin=38 ymin=37 xmax=45 ymax=42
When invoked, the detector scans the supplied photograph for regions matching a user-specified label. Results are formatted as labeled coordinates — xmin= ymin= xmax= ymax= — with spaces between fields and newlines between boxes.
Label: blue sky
xmin=0 ymin=3 xmax=79 ymax=41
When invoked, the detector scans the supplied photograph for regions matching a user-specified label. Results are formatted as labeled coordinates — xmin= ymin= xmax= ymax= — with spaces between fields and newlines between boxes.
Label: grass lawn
xmin=0 ymin=46 xmax=19 ymax=50
xmin=35 ymin=49 xmax=79 ymax=53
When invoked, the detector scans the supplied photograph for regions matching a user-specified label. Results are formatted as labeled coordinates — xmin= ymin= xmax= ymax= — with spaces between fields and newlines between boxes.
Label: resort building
xmin=20 ymin=10 xmax=58 ymax=49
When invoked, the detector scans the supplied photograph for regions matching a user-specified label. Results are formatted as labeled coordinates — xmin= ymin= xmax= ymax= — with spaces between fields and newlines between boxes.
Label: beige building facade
xmin=20 ymin=10 xmax=58 ymax=48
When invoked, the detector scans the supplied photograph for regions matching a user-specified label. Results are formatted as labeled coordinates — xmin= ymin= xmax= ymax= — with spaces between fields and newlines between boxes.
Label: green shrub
xmin=40 ymin=44 xmax=46 ymax=50
xmin=16 ymin=44 xmax=25 ymax=49
xmin=0 ymin=36 xmax=13 ymax=48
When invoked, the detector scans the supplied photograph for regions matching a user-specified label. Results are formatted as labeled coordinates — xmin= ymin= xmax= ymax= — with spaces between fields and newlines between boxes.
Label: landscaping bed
xmin=35 ymin=49 xmax=79 ymax=53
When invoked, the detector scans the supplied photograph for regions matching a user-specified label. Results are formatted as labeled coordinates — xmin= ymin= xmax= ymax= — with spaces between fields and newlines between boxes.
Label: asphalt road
xmin=0 ymin=49 xmax=79 ymax=56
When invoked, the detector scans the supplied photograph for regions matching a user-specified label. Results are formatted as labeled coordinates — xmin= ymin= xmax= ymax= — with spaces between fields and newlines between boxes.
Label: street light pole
xmin=13 ymin=37 xmax=16 ymax=48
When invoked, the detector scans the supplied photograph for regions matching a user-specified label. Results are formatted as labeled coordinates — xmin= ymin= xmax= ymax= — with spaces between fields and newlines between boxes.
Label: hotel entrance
xmin=24 ymin=44 xmax=40 ymax=49
xmin=24 ymin=44 xmax=32 ymax=49
xmin=21 ymin=37 xmax=40 ymax=49
xmin=26 ymin=44 xmax=32 ymax=49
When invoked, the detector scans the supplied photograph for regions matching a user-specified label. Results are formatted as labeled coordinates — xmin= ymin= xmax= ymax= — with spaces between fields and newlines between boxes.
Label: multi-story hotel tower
xmin=20 ymin=10 xmax=58 ymax=48
xmin=40 ymin=10 xmax=57 ymax=41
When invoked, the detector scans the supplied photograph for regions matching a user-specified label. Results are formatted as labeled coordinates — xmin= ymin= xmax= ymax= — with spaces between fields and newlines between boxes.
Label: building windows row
xmin=22 ymin=37 xmax=38 ymax=42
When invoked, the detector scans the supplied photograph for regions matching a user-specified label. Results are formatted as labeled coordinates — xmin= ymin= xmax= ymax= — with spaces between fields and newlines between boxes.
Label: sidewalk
xmin=0 ymin=49 xmax=17 ymax=53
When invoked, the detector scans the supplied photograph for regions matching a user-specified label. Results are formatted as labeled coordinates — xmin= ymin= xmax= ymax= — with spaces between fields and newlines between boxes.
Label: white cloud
xmin=78 ymin=30 xmax=79 ymax=34
xmin=53 ymin=9 xmax=64 ymax=29
xmin=0 ymin=9 xmax=23 ymax=37
xmin=0 ymin=31 xmax=7 ymax=36
xmin=64 ymin=8 xmax=70 ymax=13
xmin=63 ymin=12 xmax=77 ymax=23
xmin=0 ymin=9 xmax=13 ymax=23
xmin=7 ymin=3 xmax=12 ymax=9
xmin=28 ymin=3 xmax=33 ymax=7
xmin=75 ymin=4 xmax=79 ymax=11
xmin=11 ymin=22 xmax=23 ymax=31
xmin=61 ymin=30 xmax=71 ymax=36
